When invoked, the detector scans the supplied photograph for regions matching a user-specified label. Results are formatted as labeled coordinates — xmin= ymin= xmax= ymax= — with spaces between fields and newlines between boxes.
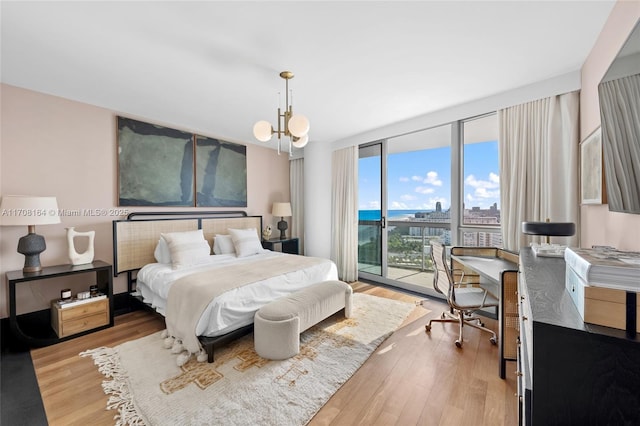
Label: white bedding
xmin=136 ymin=251 xmax=338 ymax=337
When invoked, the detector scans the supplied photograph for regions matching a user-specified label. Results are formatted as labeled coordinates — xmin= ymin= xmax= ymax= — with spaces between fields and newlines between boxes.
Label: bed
xmin=112 ymin=211 xmax=338 ymax=362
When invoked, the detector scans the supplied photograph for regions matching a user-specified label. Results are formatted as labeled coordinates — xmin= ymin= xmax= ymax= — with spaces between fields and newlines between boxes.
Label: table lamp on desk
xmin=522 ymin=220 xmax=576 ymax=244
xmin=0 ymin=195 xmax=61 ymax=273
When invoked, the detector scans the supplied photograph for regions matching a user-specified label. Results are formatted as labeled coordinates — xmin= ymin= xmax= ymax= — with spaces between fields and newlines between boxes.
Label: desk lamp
xmin=522 ymin=219 xmax=576 ymax=244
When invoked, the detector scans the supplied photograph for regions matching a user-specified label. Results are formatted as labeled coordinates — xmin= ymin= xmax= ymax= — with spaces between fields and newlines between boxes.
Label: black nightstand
xmin=262 ymin=237 xmax=299 ymax=255
xmin=6 ymin=261 xmax=114 ymax=347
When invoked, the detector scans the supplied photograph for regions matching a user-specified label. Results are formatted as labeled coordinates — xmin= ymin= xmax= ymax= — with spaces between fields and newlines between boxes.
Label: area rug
xmin=81 ymin=293 xmax=415 ymax=426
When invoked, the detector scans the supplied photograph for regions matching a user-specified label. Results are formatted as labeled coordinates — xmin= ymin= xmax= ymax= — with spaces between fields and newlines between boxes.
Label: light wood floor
xmin=31 ymin=283 xmax=517 ymax=425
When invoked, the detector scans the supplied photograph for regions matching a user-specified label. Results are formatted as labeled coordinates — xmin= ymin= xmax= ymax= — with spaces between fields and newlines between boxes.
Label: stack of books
xmin=565 ymin=247 xmax=640 ymax=292
xmin=564 ymin=247 xmax=640 ymax=331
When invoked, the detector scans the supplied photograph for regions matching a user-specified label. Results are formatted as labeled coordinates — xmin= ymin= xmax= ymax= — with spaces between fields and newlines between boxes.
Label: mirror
xmin=598 ymin=20 xmax=640 ymax=214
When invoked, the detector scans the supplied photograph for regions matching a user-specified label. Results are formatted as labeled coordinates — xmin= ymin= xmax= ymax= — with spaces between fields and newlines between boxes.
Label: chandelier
xmin=253 ymin=71 xmax=310 ymax=155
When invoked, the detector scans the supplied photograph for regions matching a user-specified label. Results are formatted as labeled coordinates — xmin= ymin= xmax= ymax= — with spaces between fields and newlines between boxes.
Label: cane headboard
xmin=112 ymin=211 xmax=262 ymax=276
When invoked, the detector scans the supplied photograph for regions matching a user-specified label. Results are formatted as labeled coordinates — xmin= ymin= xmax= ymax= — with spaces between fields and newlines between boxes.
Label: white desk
xmin=451 ymin=248 xmax=519 ymax=379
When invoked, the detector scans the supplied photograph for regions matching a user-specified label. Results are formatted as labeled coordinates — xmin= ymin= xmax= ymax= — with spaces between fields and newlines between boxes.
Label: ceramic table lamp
xmin=0 ymin=195 xmax=61 ymax=273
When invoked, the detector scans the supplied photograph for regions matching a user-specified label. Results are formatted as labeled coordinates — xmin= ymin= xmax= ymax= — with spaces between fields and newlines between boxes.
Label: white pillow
xmin=153 ymin=237 xmax=171 ymax=264
xmin=161 ymin=230 xmax=211 ymax=269
xmin=228 ymin=228 xmax=263 ymax=258
xmin=213 ymin=234 xmax=235 ymax=255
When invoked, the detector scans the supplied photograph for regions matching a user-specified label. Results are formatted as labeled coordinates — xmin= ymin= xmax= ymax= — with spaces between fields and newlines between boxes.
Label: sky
xmin=358 ymin=141 xmax=500 ymax=212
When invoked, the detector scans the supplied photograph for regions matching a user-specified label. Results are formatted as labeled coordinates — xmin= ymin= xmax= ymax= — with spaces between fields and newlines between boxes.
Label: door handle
xmin=381 ymin=216 xmax=386 ymax=229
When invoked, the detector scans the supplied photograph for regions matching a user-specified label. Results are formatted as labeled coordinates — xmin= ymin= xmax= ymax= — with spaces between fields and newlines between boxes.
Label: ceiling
xmin=1 ymin=1 xmax=616 ymax=150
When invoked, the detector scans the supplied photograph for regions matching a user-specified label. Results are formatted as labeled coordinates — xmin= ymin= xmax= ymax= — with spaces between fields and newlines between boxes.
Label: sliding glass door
xmin=358 ymin=142 xmax=385 ymax=277
xmin=358 ymin=125 xmax=452 ymax=296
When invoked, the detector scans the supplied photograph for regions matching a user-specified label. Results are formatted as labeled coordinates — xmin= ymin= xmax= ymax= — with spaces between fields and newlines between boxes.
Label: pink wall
xmin=0 ymin=84 xmax=290 ymax=318
xmin=580 ymin=1 xmax=640 ymax=250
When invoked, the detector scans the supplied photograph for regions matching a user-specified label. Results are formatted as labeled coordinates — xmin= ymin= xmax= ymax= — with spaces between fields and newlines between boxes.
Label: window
xmin=461 ymin=114 xmax=502 ymax=247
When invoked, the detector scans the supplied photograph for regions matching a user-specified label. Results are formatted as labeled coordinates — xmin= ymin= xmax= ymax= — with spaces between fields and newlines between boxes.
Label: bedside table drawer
xmin=59 ymin=311 xmax=109 ymax=337
xmin=52 ymin=298 xmax=109 ymax=338
xmin=59 ymin=298 xmax=108 ymax=321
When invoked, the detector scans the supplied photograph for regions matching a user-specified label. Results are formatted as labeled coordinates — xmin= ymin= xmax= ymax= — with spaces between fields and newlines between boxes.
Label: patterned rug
xmin=81 ymin=293 xmax=416 ymax=426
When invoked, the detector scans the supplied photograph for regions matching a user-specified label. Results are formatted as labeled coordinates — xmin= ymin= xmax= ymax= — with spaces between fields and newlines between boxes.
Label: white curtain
xmin=331 ymin=146 xmax=358 ymax=282
xmin=498 ymin=91 xmax=580 ymax=251
xmin=290 ymin=158 xmax=305 ymax=254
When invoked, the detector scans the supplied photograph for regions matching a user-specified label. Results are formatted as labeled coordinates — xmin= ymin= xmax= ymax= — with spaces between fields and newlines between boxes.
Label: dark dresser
xmin=518 ymin=248 xmax=640 ymax=425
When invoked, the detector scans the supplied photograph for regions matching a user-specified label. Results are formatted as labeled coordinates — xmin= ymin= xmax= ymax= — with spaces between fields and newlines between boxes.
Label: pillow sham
xmin=153 ymin=237 xmax=172 ymax=264
xmin=161 ymin=230 xmax=211 ymax=269
xmin=213 ymin=234 xmax=235 ymax=255
xmin=228 ymin=228 xmax=263 ymax=258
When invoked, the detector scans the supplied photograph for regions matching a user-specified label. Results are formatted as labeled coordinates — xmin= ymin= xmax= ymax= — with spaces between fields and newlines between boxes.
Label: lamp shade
xmin=288 ymin=114 xmax=310 ymax=137
xmin=292 ymin=134 xmax=309 ymax=148
xmin=272 ymin=202 xmax=292 ymax=217
xmin=253 ymin=120 xmax=273 ymax=142
xmin=0 ymin=196 xmax=60 ymax=226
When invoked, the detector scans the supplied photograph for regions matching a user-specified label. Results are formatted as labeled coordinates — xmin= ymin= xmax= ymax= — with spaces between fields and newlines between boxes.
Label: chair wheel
xmin=425 ymin=325 xmax=431 ymax=332
xmin=490 ymin=337 xmax=497 ymax=345
xmin=441 ymin=313 xmax=446 ymax=319
xmin=455 ymin=340 xmax=462 ymax=348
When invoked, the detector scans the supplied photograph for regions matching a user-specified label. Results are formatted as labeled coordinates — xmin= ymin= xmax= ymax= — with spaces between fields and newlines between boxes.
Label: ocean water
xmin=358 ymin=209 xmax=432 ymax=221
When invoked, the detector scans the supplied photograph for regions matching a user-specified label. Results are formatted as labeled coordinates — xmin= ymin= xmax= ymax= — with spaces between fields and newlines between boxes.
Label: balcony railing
xmin=358 ymin=218 xmax=503 ymax=290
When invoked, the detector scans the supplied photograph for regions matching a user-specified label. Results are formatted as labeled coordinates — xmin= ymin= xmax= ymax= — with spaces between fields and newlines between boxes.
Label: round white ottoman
xmin=254 ymin=280 xmax=353 ymax=360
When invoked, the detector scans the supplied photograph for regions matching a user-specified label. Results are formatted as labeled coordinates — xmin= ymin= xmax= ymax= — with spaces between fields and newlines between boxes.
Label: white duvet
xmin=136 ymin=251 xmax=338 ymax=337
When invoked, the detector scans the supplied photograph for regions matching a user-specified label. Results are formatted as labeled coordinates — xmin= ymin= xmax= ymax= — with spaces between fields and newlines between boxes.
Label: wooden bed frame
xmin=112 ymin=211 xmax=263 ymax=362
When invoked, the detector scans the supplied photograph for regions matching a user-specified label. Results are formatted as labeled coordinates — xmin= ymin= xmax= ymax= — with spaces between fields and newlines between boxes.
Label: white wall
xmin=580 ymin=1 xmax=640 ymax=251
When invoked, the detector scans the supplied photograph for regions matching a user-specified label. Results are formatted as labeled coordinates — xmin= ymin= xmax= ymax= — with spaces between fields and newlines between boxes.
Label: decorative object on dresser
xmin=272 ymin=202 xmax=292 ymax=239
xmin=66 ymin=226 xmax=95 ymax=265
xmin=81 ymin=293 xmax=414 ymax=426
xmin=0 ymin=195 xmax=61 ymax=273
xmin=253 ymin=70 xmax=310 ymax=154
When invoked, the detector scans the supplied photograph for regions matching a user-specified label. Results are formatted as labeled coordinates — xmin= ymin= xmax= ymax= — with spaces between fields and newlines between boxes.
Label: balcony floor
xmin=359 ymin=264 xmax=436 ymax=292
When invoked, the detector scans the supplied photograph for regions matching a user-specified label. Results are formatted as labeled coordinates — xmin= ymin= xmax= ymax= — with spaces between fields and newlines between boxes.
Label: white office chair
xmin=425 ymin=242 xmax=499 ymax=348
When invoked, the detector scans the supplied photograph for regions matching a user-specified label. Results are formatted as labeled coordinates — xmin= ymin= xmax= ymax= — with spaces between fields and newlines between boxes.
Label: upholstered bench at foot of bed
xmin=254 ymin=280 xmax=353 ymax=360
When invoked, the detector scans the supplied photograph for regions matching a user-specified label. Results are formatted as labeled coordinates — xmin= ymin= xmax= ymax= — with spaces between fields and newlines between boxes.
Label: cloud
xmin=413 ymin=171 xmax=443 ymax=186
xmin=400 ymin=194 xmax=417 ymax=201
xmin=415 ymin=186 xmax=435 ymax=194
xmin=399 ymin=176 xmax=409 ymax=182
xmin=465 ymin=173 xmax=500 ymax=190
xmin=423 ymin=171 xmax=443 ymax=186
xmin=474 ymin=188 xmax=500 ymax=199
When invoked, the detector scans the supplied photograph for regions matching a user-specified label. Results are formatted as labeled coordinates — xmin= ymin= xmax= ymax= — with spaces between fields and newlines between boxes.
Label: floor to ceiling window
xmin=358 ymin=113 xmax=499 ymax=296
xmin=358 ymin=124 xmax=452 ymax=296
xmin=461 ymin=114 xmax=502 ymax=246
